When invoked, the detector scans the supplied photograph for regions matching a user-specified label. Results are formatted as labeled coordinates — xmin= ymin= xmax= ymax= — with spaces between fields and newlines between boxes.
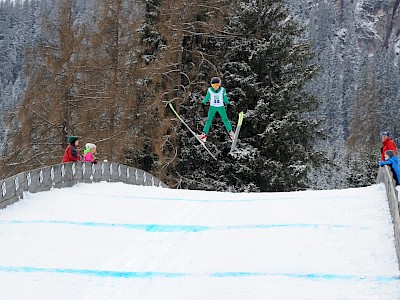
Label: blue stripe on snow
xmin=0 ymin=220 xmax=211 ymax=232
xmin=209 ymin=272 xmax=400 ymax=282
xmin=0 ymin=220 xmax=368 ymax=231
xmin=0 ymin=266 xmax=398 ymax=282
xmin=0 ymin=266 xmax=185 ymax=278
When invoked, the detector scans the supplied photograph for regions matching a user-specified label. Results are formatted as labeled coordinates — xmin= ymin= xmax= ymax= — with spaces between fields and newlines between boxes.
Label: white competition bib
xmin=209 ymin=87 xmax=225 ymax=107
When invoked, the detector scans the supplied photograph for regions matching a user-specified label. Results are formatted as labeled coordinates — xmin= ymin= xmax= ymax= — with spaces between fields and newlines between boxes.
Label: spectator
xmin=82 ymin=143 xmax=98 ymax=164
xmin=380 ymin=131 xmax=396 ymax=161
xmin=62 ymin=136 xmax=81 ymax=163
xmin=379 ymin=150 xmax=400 ymax=185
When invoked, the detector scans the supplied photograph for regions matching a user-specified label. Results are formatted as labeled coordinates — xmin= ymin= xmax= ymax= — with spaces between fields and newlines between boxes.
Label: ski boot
xmin=198 ymin=132 xmax=207 ymax=142
xmin=229 ymin=130 xmax=235 ymax=141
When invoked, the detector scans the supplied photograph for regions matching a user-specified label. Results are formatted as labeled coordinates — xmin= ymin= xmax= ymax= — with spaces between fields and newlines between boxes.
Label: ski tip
xmin=238 ymin=111 xmax=244 ymax=126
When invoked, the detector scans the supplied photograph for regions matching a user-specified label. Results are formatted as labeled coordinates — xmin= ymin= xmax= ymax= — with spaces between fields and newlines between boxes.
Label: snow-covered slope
xmin=0 ymin=182 xmax=399 ymax=299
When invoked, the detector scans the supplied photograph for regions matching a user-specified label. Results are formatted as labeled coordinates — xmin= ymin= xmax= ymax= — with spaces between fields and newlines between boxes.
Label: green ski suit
xmin=202 ymin=86 xmax=232 ymax=134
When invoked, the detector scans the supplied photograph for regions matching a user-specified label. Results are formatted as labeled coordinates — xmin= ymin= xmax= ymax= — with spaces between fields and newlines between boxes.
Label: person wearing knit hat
xmin=82 ymin=143 xmax=98 ymax=164
xmin=380 ymin=131 xmax=397 ymax=161
xmin=198 ymin=77 xmax=235 ymax=142
xmin=62 ymin=136 xmax=81 ymax=163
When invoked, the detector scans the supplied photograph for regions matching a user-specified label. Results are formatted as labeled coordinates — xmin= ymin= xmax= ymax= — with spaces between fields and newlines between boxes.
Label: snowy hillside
xmin=0 ymin=182 xmax=399 ymax=299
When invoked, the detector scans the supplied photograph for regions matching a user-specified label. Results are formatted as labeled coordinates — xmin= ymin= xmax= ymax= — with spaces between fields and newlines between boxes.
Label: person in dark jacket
xmin=379 ymin=150 xmax=400 ymax=185
xmin=380 ymin=131 xmax=397 ymax=161
xmin=62 ymin=136 xmax=81 ymax=163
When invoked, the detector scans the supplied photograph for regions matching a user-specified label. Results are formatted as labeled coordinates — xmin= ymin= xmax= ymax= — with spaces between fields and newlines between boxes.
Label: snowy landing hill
xmin=0 ymin=182 xmax=399 ymax=299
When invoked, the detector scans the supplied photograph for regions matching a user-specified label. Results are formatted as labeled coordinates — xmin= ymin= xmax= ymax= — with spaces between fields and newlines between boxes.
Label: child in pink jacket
xmin=82 ymin=143 xmax=98 ymax=164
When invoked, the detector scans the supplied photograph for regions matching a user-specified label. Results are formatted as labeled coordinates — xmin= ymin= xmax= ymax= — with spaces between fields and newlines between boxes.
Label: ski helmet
xmin=210 ymin=77 xmax=221 ymax=85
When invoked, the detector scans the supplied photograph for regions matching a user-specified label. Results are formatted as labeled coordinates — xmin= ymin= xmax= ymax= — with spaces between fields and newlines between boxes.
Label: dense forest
xmin=286 ymin=0 xmax=400 ymax=188
xmin=0 ymin=0 xmax=399 ymax=191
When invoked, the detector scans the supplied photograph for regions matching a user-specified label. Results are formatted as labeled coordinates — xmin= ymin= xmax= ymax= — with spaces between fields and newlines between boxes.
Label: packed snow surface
xmin=0 ymin=182 xmax=399 ymax=299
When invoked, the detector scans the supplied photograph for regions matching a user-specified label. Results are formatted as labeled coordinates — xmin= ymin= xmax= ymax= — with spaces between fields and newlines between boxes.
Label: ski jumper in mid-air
xmin=198 ymin=77 xmax=234 ymax=142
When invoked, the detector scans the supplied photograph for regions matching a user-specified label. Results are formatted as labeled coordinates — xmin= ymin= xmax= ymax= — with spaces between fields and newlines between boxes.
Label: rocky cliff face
xmin=293 ymin=0 xmax=400 ymax=122
xmin=286 ymin=0 xmax=400 ymax=188
xmin=289 ymin=0 xmax=400 ymax=52
xmin=355 ymin=0 xmax=400 ymax=50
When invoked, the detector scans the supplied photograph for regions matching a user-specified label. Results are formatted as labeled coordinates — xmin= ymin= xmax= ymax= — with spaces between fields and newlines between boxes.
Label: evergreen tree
xmin=136 ymin=0 xmax=230 ymax=186
xmin=125 ymin=0 xmax=170 ymax=176
xmin=177 ymin=0 xmax=324 ymax=192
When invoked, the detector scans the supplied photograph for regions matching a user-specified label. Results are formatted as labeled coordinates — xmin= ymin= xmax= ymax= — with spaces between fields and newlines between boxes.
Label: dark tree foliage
xmin=136 ymin=0 xmax=232 ymax=186
xmin=0 ymin=0 xmax=325 ymax=190
xmin=175 ymin=0 xmax=324 ymax=192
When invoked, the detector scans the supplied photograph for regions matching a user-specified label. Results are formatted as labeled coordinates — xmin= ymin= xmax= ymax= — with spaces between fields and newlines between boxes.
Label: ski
xmin=168 ymin=103 xmax=217 ymax=161
xmin=230 ymin=111 xmax=244 ymax=153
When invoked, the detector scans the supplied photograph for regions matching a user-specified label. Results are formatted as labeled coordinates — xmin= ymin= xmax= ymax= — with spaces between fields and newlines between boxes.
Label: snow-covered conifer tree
xmin=178 ymin=0 xmax=324 ymax=192
xmin=222 ymin=0 xmax=323 ymax=191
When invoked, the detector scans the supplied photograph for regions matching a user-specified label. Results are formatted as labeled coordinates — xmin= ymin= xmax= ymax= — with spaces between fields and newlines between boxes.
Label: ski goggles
xmin=211 ymin=83 xmax=220 ymax=90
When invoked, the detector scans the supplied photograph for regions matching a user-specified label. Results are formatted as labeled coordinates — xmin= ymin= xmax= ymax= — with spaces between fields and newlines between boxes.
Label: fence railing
xmin=0 ymin=161 xmax=168 ymax=210
xmin=377 ymin=165 xmax=400 ymax=270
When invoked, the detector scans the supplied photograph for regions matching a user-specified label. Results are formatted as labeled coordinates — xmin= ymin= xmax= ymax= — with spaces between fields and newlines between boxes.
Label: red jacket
xmin=62 ymin=144 xmax=81 ymax=163
xmin=381 ymin=138 xmax=397 ymax=160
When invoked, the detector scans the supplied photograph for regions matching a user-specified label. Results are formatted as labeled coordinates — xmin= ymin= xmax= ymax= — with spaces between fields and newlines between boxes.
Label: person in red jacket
xmin=62 ymin=136 xmax=81 ymax=163
xmin=380 ymin=131 xmax=397 ymax=161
